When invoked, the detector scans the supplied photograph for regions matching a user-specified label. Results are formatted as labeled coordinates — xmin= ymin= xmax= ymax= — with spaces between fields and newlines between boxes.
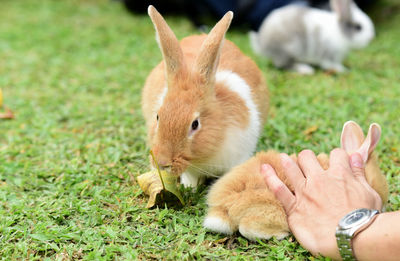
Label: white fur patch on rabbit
xmin=155 ymin=85 xmax=168 ymax=112
xmin=203 ymin=216 xmax=233 ymax=235
xmin=180 ymin=70 xmax=262 ymax=187
xmin=211 ymin=70 xmax=261 ymax=170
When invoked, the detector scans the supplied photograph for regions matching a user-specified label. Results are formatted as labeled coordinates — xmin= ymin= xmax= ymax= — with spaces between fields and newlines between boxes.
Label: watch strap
xmin=336 ymin=231 xmax=356 ymax=261
xmin=336 ymin=209 xmax=379 ymax=261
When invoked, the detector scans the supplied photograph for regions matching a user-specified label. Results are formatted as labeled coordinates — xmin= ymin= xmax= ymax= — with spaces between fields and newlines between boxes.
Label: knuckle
xmin=273 ymin=183 xmax=287 ymax=196
xmin=335 ymin=167 xmax=349 ymax=178
xmin=353 ymin=170 xmax=365 ymax=178
xmin=299 ymin=149 xmax=314 ymax=158
xmin=331 ymin=148 xmax=348 ymax=159
xmin=331 ymin=148 xmax=344 ymax=154
xmin=281 ymin=156 xmax=293 ymax=169
xmin=353 ymin=167 xmax=367 ymax=179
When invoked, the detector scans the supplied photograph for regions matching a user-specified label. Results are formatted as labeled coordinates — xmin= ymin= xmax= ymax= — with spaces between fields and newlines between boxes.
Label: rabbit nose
xmin=156 ymin=158 xmax=167 ymax=166
xmin=156 ymin=159 xmax=172 ymax=171
xmin=159 ymin=165 xmax=172 ymax=172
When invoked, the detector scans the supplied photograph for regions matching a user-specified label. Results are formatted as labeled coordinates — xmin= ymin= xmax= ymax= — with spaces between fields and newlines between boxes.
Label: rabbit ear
xmin=148 ymin=5 xmax=185 ymax=82
xmin=194 ymin=11 xmax=233 ymax=86
xmin=341 ymin=121 xmax=381 ymax=163
xmin=357 ymin=123 xmax=381 ymax=163
xmin=330 ymin=0 xmax=352 ymax=22
xmin=341 ymin=121 xmax=364 ymax=154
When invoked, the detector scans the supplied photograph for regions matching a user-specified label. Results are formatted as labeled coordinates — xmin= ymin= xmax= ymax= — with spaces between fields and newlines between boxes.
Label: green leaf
xmin=30 ymin=233 xmax=50 ymax=242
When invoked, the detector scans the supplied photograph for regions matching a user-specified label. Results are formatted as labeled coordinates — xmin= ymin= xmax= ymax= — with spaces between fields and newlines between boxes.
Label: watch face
xmin=340 ymin=209 xmax=371 ymax=229
xmin=346 ymin=212 xmax=365 ymax=224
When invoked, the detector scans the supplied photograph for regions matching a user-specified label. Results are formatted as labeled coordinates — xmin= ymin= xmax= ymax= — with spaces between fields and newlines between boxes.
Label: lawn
xmin=0 ymin=0 xmax=399 ymax=260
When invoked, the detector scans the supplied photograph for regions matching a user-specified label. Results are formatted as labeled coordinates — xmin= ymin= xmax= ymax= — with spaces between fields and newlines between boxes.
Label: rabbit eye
xmin=353 ymin=23 xmax=362 ymax=31
xmin=191 ymin=119 xmax=199 ymax=130
xmin=156 ymin=114 xmax=159 ymax=121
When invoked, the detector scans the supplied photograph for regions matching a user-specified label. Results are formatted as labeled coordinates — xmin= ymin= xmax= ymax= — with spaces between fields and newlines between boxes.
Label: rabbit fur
xmin=204 ymin=121 xmax=388 ymax=241
xmin=250 ymin=0 xmax=375 ymax=74
xmin=142 ymin=6 xmax=269 ymax=188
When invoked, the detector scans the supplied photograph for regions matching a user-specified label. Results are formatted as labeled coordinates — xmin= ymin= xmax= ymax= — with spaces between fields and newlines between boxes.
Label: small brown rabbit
xmin=204 ymin=121 xmax=388 ymax=241
xmin=142 ymin=6 xmax=269 ymax=188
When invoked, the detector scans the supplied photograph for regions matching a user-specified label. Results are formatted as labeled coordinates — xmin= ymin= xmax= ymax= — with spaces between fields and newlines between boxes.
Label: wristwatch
xmin=335 ymin=208 xmax=379 ymax=261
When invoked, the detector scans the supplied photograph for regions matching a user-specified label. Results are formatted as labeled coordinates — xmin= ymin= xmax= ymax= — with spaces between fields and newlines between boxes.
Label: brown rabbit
xmin=204 ymin=121 xmax=388 ymax=241
xmin=142 ymin=6 xmax=269 ymax=188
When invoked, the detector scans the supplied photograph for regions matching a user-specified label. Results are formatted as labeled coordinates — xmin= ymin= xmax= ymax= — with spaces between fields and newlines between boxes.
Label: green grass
xmin=0 ymin=0 xmax=399 ymax=259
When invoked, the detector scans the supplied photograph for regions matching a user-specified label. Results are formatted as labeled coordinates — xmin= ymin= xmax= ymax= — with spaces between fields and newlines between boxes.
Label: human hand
xmin=261 ymin=148 xmax=382 ymax=260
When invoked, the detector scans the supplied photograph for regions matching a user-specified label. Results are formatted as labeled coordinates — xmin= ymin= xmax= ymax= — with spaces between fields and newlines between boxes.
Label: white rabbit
xmin=250 ymin=0 xmax=375 ymax=74
xmin=142 ymin=6 xmax=269 ymax=188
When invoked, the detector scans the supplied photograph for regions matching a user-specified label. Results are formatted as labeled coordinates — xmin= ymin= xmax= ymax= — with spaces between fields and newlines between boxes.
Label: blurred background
xmin=120 ymin=0 xmax=376 ymax=30
xmin=0 ymin=0 xmax=399 ymax=259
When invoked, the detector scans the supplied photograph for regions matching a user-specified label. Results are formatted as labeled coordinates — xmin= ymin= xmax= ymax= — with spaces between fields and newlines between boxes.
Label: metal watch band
xmin=336 ymin=232 xmax=356 ymax=261
xmin=336 ymin=209 xmax=380 ymax=261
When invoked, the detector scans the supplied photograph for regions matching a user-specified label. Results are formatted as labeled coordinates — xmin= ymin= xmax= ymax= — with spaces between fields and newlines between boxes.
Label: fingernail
xmin=280 ymin=153 xmax=292 ymax=165
xmin=280 ymin=153 xmax=289 ymax=160
xmin=350 ymin=153 xmax=364 ymax=168
xmin=261 ymin=164 xmax=272 ymax=176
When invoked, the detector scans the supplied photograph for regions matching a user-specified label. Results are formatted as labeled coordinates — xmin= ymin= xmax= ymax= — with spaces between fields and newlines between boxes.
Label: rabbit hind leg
xmin=268 ymin=49 xmax=314 ymax=74
xmin=203 ymin=206 xmax=235 ymax=235
xmin=238 ymin=204 xmax=289 ymax=241
xmin=268 ymin=48 xmax=294 ymax=69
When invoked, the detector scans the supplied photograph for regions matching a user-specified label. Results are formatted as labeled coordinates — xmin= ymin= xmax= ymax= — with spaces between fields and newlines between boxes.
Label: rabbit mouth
xmin=171 ymin=156 xmax=191 ymax=175
xmin=150 ymin=150 xmax=191 ymax=175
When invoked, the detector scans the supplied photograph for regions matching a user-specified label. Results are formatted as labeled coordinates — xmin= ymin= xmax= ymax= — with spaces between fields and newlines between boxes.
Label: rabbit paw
xmin=321 ymin=62 xmax=348 ymax=73
xmin=238 ymin=214 xmax=290 ymax=241
xmin=291 ymin=63 xmax=315 ymax=75
xmin=180 ymin=171 xmax=204 ymax=188
xmin=239 ymin=225 xmax=289 ymax=241
xmin=203 ymin=216 xmax=233 ymax=235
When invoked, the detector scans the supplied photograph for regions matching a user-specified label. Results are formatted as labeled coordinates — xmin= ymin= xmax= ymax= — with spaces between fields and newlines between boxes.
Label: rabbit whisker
xmin=186 ymin=162 xmax=219 ymax=178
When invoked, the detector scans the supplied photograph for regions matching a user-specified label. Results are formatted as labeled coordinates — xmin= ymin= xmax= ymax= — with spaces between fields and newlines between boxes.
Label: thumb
xmin=350 ymin=152 xmax=367 ymax=181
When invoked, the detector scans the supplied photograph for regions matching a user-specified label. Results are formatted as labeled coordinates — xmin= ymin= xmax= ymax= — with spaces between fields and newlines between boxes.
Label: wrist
xmin=335 ymin=208 xmax=379 ymax=261
xmin=352 ymin=211 xmax=400 ymax=261
xmin=351 ymin=212 xmax=383 ymax=261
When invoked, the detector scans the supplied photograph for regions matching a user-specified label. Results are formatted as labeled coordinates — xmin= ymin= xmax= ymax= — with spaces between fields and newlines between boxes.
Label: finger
xmin=297 ymin=150 xmax=324 ymax=177
xmin=329 ymin=148 xmax=352 ymax=172
xmin=260 ymin=164 xmax=296 ymax=213
xmin=350 ymin=153 xmax=382 ymax=210
xmin=280 ymin=153 xmax=306 ymax=191
xmin=350 ymin=152 xmax=367 ymax=182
